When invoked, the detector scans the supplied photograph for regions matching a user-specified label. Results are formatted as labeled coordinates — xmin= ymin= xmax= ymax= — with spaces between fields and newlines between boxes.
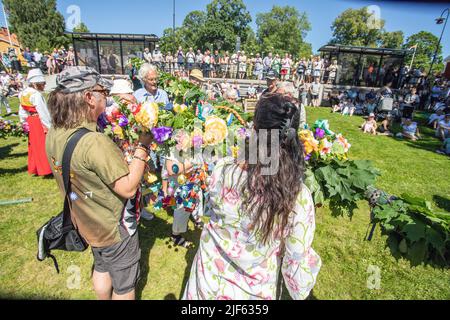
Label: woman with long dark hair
xmin=183 ymin=94 xmax=321 ymax=300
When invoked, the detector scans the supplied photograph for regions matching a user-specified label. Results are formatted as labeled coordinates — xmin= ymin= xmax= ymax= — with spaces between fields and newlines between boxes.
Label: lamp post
xmin=428 ymin=8 xmax=449 ymax=77
xmin=173 ymin=0 xmax=176 ymax=32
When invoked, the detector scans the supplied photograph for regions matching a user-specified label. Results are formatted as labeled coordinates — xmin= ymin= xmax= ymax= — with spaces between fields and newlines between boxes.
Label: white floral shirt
xmin=183 ymin=158 xmax=321 ymax=300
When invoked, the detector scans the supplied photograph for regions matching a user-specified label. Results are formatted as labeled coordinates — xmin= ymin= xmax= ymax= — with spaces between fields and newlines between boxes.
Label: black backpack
xmin=36 ymin=129 xmax=91 ymax=273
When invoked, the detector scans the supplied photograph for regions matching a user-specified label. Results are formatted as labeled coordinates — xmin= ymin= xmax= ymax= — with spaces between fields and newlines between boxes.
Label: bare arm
xmin=111 ymin=134 xmax=153 ymax=199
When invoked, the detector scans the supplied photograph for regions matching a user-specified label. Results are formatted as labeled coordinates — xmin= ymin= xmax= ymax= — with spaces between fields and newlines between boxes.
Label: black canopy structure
xmin=67 ymin=32 xmax=159 ymax=74
xmin=319 ymin=44 xmax=410 ymax=88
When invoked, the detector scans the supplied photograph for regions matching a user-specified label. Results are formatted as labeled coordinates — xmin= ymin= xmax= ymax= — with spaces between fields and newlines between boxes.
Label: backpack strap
xmin=61 ymin=128 xmax=92 ymax=229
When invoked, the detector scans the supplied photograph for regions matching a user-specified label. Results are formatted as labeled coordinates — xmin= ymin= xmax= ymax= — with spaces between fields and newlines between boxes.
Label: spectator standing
xmin=263 ymin=52 xmax=273 ymax=78
xmin=186 ymin=48 xmax=196 ymax=75
xmin=143 ymin=48 xmax=153 ymax=64
xmin=195 ymin=49 xmax=204 ymax=70
xmin=253 ymin=53 xmax=263 ymax=80
xmin=310 ymin=77 xmax=323 ymax=108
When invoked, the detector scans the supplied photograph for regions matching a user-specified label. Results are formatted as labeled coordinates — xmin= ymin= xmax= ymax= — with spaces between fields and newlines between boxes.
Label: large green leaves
xmin=310 ymin=159 xmax=380 ymax=217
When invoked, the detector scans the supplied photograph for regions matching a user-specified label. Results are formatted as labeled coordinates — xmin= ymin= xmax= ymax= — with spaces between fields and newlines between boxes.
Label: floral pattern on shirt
xmin=183 ymin=157 xmax=321 ymax=300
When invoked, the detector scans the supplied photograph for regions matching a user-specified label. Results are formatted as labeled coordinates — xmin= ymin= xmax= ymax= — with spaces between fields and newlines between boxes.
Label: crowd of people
xmin=326 ymin=74 xmax=450 ymax=153
xmin=8 ymin=64 xmax=320 ymax=301
xmin=1 ymin=46 xmax=76 ymax=76
xmin=2 ymin=39 xmax=449 ymax=300
xmin=143 ymin=45 xmax=337 ymax=84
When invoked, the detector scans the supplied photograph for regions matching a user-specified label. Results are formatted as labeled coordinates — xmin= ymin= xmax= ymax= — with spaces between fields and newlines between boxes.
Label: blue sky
xmin=2 ymin=0 xmax=450 ymax=57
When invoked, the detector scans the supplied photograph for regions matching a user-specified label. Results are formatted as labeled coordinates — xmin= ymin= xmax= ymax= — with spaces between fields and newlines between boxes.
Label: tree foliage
xmin=73 ymin=22 xmax=90 ymax=33
xmin=380 ymin=31 xmax=404 ymax=49
xmin=331 ymin=7 xmax=386 ymax=47
xmin=256 ymin=5 xmax=311 ymax=58
xmin=3 ymin=0 xmax=68 ymax=52
xmin=159 ymin=0 xmax=252 ymax=53
xmin=403 ymin=31 xmax=443 ymax=73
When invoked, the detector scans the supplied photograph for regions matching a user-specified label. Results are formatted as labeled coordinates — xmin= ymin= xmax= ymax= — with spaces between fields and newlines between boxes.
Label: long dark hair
xmin=240 ymin=93 xmax=305 ymax=245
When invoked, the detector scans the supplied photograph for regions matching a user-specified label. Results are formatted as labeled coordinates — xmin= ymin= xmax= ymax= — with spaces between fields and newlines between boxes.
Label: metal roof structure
xmin=319 ymin=44 xmax=410 ymax=57
xmin=67 ymin=32 xmax=159 ymax=41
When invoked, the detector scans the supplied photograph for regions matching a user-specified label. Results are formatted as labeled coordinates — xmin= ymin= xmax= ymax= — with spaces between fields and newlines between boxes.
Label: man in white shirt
xmin=195 ymin=49 xmax=204 ymax=70
xmin=186 ymin=48 xmax=196 ymax=74
xmin=144 ymin=48 xmax=152 ymax=64
xmin=152 ymin=45 xmax=163 ymax=67
xmin=33 ymin=49 xmax=43 ymax=65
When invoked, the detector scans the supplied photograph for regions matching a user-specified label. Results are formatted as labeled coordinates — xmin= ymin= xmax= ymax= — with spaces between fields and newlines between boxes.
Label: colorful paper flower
xmin=113 ymin=125 xmax=124 ymax=140
xmin=137 ymin=102 xmax=159 ymax=129
xmin=151 ymin=126 xmax=173 ymax=144
xmin=203 ymin=116 xmax=228 ymax=146
xmin=118 ymin=115 xmax=129 ymax=127
xmin=314 ymin=128 xmax=325 ymax=140
xmin=174 ymin=130 xmax=191 ymax=152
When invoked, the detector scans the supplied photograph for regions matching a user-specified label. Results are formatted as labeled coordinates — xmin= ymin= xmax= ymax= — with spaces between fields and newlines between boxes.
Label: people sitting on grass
xmin=428 ymin=109 xmax=445 ymax=129
xmin=377 ymin=113 xmax=394 ymax=136
xmin=396 ymin=118 xmax=421 ymax=141
xmin=436 ymin=137 xmax=450 ymax=156
xmin=341 ymin=98 xmax=355 ymax=116
xmin=436 ymin=114 xmax=450 ymax=141
xmin=362 ymin=113 xmax=377 ymax=135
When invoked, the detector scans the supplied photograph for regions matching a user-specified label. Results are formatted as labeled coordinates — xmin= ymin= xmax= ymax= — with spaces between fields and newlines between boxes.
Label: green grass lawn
xmin=0 ymin=99 xmax=449 ymax=300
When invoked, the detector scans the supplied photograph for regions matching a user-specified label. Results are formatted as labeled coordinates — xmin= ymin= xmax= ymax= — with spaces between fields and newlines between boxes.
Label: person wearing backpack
xmin=45 ymin=66 xmax=153 ymax=300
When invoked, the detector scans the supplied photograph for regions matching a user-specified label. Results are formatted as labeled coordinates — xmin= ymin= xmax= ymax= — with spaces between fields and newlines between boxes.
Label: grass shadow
xmin=0 ymin=143 xmax=20 ymax=159
xmin=433 ymin=195 xmax=450 ymax=213
xmin=0 ymin=166 xmax=28 ymax=175
xmin=135 ymin=212 xmax=173 ymax=300
xmin=382 ymin=230 xmax=449 ymax=269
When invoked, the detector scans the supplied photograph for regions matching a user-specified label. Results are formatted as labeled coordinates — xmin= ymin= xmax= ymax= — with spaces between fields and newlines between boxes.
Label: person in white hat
xmin=361 ymin=113 xmax=378 ymax=135
xmin=18 ymin=68 xmax=52 ymax=176
xmin=108 ymin=78 xmax=156 ymax=222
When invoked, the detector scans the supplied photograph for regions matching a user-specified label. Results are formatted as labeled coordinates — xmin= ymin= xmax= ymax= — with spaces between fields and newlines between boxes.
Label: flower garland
xmin=0 ymin=119 xmax=29 ymax=139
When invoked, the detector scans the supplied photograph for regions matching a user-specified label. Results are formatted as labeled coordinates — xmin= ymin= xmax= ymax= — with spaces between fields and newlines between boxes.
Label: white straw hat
xmin=110 ymin=79 xmax=134 ymax=94
xmin=27 ymin=68 xmax=45 ymax=84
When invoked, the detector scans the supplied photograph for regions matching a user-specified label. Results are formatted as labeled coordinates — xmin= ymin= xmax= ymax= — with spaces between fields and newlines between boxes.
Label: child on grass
xmin=362 ymin=113 xmax=377 ymax=135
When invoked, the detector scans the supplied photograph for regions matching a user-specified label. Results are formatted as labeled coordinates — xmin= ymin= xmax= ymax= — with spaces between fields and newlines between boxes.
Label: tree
xmin=73 ymin=23 xmax=90 ymax=33
xmin=181 ymin=10 xmax=206 ymax=50
xmin=380 ymin=31 xmax=404 ymax=49
xmin=403 ymin=31 xmax=443 ymax=73
xmin=201 ymin=0 xmax=252 ymax=52
xmin=159 ymin=27 xmax=186 ymax=54
xmin=256 ymin=5 xmax=311 ymax=58
xmin=330 ymin=7 xmax=385 ymax=47
xmin=4 ymin=0 xmax=68 ymax=52
xmin=241 ymin=27 xmax=260 ymax=55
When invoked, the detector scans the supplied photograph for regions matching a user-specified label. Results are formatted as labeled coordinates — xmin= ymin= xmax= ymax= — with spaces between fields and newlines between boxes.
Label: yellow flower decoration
xmin=299 ymin=130 xmax=319 ymax=155
xmin=136 ymin=102 xmax=159 ymax=130
xmin=203 ymin=116 xmax=228 ymax=146
xmin=173 ymin=103 xmax=188 ymax=114
xmin=144 ymin=172 xmax=158 ymax=184
xmin=113 ymin=126 xmax=124 ymax=140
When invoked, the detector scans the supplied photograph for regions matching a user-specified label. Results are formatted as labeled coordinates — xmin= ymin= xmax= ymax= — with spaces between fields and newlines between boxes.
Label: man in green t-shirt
xmin=46 ymin=66 xmax=153 ymax=300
